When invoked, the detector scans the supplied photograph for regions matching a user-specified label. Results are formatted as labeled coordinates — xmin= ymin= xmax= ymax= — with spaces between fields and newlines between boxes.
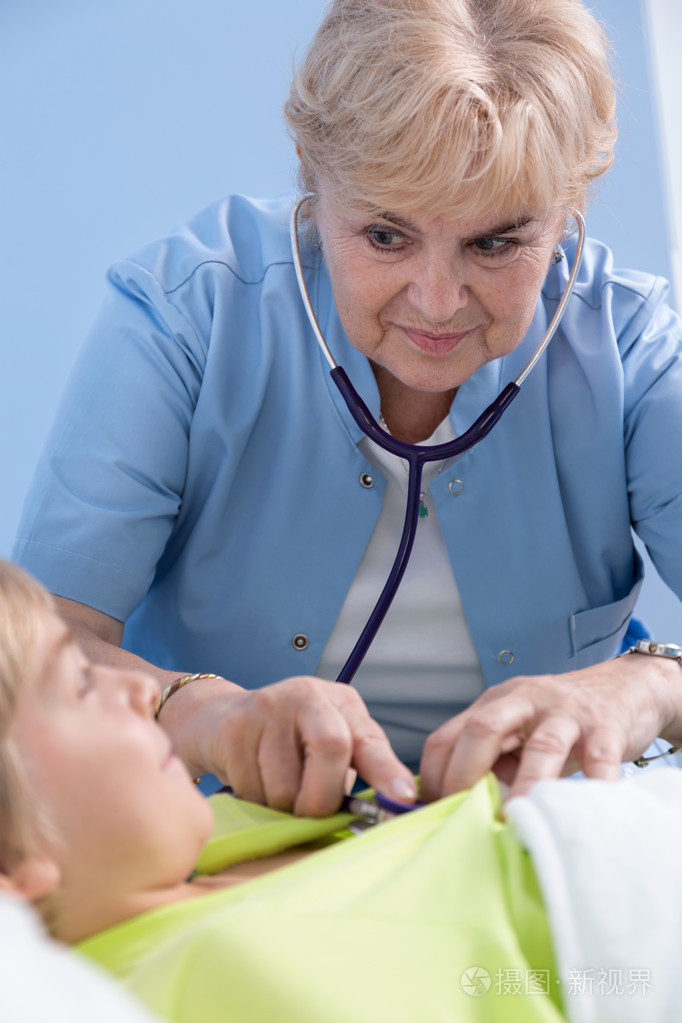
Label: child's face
xmin=12 ymin=609 xmax=214 ymax=898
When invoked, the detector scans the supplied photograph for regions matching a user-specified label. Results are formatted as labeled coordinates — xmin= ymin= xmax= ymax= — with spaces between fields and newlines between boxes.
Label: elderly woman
xmin=3 ymin=559 xmax=682 ymax=1023
xmin=13 ymin=0 xmax=682 ymax=809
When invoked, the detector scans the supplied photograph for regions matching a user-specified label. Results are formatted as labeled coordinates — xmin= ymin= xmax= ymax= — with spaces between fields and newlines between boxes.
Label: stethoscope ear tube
xmin=331 ymin=367 xmax=520 ymax=463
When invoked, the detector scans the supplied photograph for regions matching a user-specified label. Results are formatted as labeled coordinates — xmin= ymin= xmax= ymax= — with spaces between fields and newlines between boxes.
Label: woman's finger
xmin=337 ymin=688 xmax=417 ymax=804
xmin=577 ymin=724 xmax=627 ymax=782
xmin=257 ymin=718 xmax=305 ymax=812
xmin=504 ymin=713 xmax=583 ymax=799
xmin=422 ymin=695 xmax=536 ymax=799
xmin=419 ymin=716 xmax=467 ymax=801
xmin=293 ymin=699 xmax=354 ymax=816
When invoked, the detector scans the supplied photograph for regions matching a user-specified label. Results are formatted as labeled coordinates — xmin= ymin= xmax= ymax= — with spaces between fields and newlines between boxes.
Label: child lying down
xmin=0 ymin=560 xmax=680 ymax=1023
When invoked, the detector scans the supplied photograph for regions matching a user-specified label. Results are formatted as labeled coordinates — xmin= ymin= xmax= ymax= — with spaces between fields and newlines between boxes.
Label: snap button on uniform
xmin=448 ymin=479 xmax=464 ymax=496
xmin=292 ymin=634 xmax=309 ymax=651
xmin=359 ymin=472 xmax=374 ymax=488
xmin=497 ymin=650 xmax=514 ymax=665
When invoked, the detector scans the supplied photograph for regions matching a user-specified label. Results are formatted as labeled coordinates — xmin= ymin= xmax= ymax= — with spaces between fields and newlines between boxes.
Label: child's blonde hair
xmin=0 ymin=561 xmax=52 ymax=872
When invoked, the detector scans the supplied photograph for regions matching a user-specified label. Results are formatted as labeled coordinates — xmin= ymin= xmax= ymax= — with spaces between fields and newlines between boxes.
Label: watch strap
xmin=626 ymin=640 xmax=682 ymax=767
xmin=630 ymin=639 xmax=682 ymax=662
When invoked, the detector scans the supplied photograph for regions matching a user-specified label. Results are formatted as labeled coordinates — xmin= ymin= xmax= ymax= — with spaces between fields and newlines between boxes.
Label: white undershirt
xmin=317 ymin=417 xmax=486 ymax=769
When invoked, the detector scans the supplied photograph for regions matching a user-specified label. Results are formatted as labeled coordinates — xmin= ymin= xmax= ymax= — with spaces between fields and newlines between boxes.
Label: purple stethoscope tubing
xmin=290 ymin=197 xmax=586 ymax=685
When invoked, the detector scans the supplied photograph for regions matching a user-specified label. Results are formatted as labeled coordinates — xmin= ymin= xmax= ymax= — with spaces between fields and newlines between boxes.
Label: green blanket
xmin=79 ymin=776 xmax=564 ymax=1022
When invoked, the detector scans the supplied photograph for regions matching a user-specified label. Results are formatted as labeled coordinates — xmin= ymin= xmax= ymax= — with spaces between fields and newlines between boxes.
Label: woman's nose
xmin=406 ymin=255 xmax=469 ymax=325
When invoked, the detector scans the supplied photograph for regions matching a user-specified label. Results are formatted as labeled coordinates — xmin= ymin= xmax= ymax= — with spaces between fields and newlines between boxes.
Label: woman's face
xmin=315 ymin=188 xmax=566 ymax=395
xmin=12 ymin=609 xmax=213 ymax=898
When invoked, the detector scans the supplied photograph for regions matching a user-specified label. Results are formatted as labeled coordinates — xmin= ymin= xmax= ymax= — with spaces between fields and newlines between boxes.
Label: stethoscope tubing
xmin=290 ymin=197 xmax=586 ymax=684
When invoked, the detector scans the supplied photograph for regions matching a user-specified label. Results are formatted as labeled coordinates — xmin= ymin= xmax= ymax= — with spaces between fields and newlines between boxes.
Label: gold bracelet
xmin=154 ymin=672 xmax=221 ymax=720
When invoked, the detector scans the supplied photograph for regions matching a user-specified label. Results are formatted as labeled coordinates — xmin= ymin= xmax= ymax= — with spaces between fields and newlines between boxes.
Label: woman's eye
xmin=365 ymin=227 xmax=408 ymax=251
xmin=471 ymin=236 xmax=515 ymax=258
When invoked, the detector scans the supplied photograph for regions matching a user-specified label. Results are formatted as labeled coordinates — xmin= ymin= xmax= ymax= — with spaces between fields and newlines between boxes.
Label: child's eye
xmin=77 ymin=668 xmax=93 ymax=698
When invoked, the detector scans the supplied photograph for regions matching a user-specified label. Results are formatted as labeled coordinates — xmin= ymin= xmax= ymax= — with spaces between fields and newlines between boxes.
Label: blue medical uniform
xmin=13 ymin=195 xmax=682 ymax=724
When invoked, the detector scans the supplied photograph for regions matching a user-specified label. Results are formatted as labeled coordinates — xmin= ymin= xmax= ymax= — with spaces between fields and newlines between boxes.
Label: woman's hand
xmin=420 ymin=653 xmax=682 ymax=801
xmin=51 ymin=598 xmax=416 ymax=817
xmin=162 ymin=674 xmax=417 ymax=817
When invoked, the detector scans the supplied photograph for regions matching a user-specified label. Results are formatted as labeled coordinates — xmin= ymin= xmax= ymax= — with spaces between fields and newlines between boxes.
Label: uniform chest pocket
xmin=568 ymin=556 xmax=644 ymax=668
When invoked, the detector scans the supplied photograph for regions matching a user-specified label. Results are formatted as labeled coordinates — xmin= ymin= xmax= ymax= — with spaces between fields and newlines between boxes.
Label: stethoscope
xmin=290 ymin=196 xmax=586 ymax=686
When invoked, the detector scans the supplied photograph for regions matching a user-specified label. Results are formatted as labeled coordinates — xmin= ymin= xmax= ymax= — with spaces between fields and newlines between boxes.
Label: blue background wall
xmin=1 ymin=0 xmax=679 ymax=634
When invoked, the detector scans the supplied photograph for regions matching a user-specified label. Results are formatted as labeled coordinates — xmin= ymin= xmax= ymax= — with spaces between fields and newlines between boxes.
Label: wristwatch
xmin=628 ymin=639 xmax=682 ymax=663
xmin=626 ymin=640 xmax=682 ymax=767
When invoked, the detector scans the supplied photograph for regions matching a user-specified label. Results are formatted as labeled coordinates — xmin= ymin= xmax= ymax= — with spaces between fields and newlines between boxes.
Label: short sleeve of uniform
xmin=12 ymin=195 xmax=303 ymax=624
xmin=13 ymin=257 xmax=208 ymax=619
xmin=619 ymin=275 xmax=682 ymax=596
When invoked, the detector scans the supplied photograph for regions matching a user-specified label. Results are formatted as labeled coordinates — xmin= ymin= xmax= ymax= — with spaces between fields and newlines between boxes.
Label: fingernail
xmin=388 ymin=777 xmax=417 ymax=801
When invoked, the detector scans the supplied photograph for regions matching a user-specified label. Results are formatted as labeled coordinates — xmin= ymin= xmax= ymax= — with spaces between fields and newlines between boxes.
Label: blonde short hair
xmin=0 ymin=561 xmax=51 ymax=873
xmin=285 ymin=0 xmax=617 ymax=221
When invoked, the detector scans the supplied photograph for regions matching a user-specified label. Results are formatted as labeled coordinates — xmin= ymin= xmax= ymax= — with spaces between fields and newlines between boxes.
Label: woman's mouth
xmin=402 ymin=327 xmax=469 ymax=355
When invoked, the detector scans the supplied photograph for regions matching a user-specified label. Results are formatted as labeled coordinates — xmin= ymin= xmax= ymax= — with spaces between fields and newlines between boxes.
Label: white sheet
xmin=0 ymin=896 xmax=162 ymax=1023
xmin=506 ymin=768 xmax=682 ymax=1022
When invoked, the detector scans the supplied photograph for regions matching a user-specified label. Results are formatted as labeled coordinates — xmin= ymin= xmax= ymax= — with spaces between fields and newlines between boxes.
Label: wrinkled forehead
xmin=315 ymin=179 xmax=562 ymax=238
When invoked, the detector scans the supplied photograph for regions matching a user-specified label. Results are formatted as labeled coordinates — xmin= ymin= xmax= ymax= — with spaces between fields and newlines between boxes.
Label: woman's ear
xmin=3 ymin=856 xmax=61 ymax=902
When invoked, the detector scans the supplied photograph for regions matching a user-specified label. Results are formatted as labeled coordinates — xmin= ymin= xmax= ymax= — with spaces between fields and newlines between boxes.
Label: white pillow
xmin=0 ymin=896 xmax=163 ymax=1023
